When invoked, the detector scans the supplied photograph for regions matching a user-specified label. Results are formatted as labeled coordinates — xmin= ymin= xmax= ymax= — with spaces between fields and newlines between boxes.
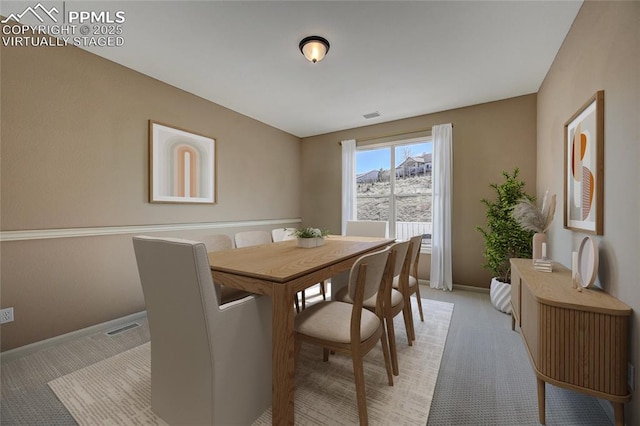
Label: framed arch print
xmin=564 ymin=91 xmax=604 ymax=234
xmin=149 ymin=121 xmax=216 ymax=204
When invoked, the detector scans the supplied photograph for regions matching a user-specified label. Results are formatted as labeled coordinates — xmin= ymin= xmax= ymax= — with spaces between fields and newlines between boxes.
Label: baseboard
xmin=0 ymin=311 xmax=147 ymax=363
xmin=419 ymin=280 xmax=489 ymax=294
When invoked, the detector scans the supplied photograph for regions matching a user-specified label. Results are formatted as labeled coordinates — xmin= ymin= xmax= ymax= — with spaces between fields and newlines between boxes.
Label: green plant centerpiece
xmin=476 ymin=169 xmax=535 ymax=313
xmin=293 ymin=227 xmax=329 ymax=248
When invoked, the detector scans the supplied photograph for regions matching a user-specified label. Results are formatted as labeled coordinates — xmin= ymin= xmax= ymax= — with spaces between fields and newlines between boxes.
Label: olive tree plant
xmin=476 ymin=168 xmax=534 ymax=283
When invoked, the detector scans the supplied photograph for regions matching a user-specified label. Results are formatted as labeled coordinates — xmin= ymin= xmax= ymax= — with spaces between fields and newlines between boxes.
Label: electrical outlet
xmin=0 ymin=307 xmax=14 ymax=324
xmin=629 ymin=363 xmax=635 ymax=391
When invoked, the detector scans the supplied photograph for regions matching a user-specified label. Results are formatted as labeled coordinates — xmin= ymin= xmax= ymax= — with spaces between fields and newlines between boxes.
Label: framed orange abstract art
xmin=149 ymin=121 xmax=216 ymax=204
xmin=564 ymin=91 xmax=604 ymax=235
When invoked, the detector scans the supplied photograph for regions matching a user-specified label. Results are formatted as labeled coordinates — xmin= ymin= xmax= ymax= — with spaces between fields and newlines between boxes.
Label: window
xmin=355 ymin=138 xmax=432 ymax=249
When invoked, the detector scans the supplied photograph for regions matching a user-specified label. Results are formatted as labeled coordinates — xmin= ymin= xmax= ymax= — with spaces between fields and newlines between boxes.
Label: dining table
xmin=208 ymin=235 xmax=393 ymax=425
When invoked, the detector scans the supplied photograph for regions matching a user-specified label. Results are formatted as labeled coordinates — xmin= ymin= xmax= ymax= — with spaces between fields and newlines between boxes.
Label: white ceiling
xmin=4 ymin=1 xmax=583 ymax=137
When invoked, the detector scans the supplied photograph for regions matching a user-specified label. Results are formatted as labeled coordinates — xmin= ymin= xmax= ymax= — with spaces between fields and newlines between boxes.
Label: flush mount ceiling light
xmin=299 ymin=36 xmax=330 ymax=63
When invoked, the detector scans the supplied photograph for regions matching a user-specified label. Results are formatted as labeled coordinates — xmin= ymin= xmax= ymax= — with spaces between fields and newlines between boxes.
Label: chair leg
xmin=294 ymin=294 xmax=300 ymax=313
xmin=301 ymin=290 xmax=306 ymax=310
xmin=414 ymin=284 xmax=425 ymax=322
xmin=379 ymin=325 xmax=394 ymax=386
xmin=352 ymin=355 xmax=369 ymax=426
xmin=402 ymin=303 xmax=415 ymax=344
xmin=385 ymin=316 xmax=399 ymax=376
xmin=320 ymin=280 xmax=327 ymax=301
xmin=323 ymin=348 xmax=330 ymax=362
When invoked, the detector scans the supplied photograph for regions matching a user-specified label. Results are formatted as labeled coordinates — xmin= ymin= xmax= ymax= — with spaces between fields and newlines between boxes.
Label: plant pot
xmin=297 ymin=237 xmax=324 ymax=248
xmin=490 ymin=278 xmax=512 ymax=314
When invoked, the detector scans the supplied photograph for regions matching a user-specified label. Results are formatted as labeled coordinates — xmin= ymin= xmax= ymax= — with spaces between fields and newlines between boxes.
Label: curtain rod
xmin=338 ymin=124 xmax=453 ymax=145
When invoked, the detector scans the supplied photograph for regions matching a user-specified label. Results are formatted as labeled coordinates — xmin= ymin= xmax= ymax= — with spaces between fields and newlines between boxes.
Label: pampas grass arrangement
xmin=512 ymin=190 xmax=556 ymax=233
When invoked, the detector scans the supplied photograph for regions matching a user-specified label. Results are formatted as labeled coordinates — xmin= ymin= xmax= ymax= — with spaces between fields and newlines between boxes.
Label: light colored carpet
xmin=48 ymin=298 xmax=453 ymax=426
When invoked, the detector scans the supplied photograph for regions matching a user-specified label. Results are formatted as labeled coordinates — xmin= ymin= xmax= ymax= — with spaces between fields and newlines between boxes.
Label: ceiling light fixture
xmin=299 ymin=36 xmax=330 ymax=63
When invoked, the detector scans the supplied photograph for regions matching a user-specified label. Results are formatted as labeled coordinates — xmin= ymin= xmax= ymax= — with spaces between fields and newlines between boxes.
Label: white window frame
xmin=356 ymin=136 xmax=433 ymax=252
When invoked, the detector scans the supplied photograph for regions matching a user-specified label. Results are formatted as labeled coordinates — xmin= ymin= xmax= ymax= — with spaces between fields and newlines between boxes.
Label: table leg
xmin=613 ymin=402 xmax=624 ymax=426
xmin=272 ymin=284 xmax=295 ymax=425
xmin=537 ymin=378 xmax=546 ymax=425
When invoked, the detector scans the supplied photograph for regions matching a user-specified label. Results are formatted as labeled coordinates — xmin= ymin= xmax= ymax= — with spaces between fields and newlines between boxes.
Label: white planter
xmin=490 ymin=278 xmax=512 ymax=314
xmin=297 ymin=237 xmax=324 ymax=248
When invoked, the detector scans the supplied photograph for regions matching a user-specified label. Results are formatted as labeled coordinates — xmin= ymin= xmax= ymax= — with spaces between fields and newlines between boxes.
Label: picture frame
xmin=149 ymin=120 xmax=216 ymax=204
xmin=563 ymin=90 xmax=604 ymax=235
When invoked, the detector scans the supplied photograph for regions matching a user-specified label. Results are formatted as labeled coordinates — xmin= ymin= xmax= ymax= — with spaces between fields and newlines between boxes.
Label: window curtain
xmin=430 ymin=124 xmax=453 ymax=291
xmin=341 ymin=139 xmax=357 ymax=235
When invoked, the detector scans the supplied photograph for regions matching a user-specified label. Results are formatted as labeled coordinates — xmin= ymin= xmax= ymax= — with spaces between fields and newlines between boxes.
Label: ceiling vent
xmin=363 ymin=111 xmax=381 ymax=119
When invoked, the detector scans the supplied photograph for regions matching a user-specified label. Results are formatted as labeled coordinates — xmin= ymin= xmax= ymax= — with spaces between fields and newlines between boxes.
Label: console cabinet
xmin=510 ymin=258 xmax=632 ymax=425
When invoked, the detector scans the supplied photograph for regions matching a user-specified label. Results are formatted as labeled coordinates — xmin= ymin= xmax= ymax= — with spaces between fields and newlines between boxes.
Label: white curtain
xmin=430 ymin=124 xmax=453 ymax=291
xmin=341 ymin=139 xmax=357 ymax=235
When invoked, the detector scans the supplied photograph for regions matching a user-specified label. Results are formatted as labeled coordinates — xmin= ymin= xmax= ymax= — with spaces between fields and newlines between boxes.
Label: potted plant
xmin=293 ymin=227 xmax=329 ymax=248
xmin=476 ymin=169 xmax=534 ymax=314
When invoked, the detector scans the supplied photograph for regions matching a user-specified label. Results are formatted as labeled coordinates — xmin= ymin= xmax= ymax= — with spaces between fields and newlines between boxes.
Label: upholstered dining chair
xmin=393 ymin=234 xmax=425 ymax=341
xmin=234 ymin=230 xmax=272 ymax=248
xmin=335 ymin=240 xmax=412 ymax=376
xmin=271 ymin=227 xmax=297 ymax=242
xmin=295 ymin=247 xmax=394 ymax=425
xmin=201 ymin=234 xmax=252 ymax=304
xmin=272 ymin=227 xmax=327 ymax=310
xmin=345 ymin=220 xmax=389 ymax=238
xmin=132 ymin=236 xmax=272 ymax=425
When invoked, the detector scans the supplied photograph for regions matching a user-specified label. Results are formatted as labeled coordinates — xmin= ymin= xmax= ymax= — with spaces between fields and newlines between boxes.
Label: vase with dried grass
xmin=512 ymin=190 xmax=556 ymax=260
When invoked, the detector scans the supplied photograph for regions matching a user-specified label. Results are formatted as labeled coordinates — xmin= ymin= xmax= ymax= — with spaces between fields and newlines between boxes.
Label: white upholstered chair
xmin=393 ymin=234 xmax=425 ymax=341
xmin=234 ymin=230 xmax=272 ymax=248
xmin=336 ymin=240 xmax=412 ymax=376
xmin=272 ymin=227 xmax=327 ymax=310
xmin=295 ymin=247 xmax=394 ymax=424
xmin=345 ymin=220 xmax=389 ymax=238
xmin=132 ymin=236 xmax=272 ymax=425
xmin=271 ymin=227 xmax=297 ymax=242
xmin=201 ymin=234 xmax=253 ymax=304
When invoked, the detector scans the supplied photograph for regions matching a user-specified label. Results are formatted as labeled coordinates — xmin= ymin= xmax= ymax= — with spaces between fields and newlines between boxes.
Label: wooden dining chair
xmin=393 ymin=234 xmax=425 ymax=341
xmin=335 ymin=240 xmax=411 ymax=376
xmin=345 ymin=220 xmax=389 ymax=238
xmin=201 ymin=234 xmax=253 ymax=304
xmin=294 ymin=247 xmax=394 ymax=425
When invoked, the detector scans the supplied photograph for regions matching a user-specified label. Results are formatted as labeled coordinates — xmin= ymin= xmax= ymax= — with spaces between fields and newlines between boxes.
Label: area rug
xmin=49 ymin=298 xmax=453 ymax=426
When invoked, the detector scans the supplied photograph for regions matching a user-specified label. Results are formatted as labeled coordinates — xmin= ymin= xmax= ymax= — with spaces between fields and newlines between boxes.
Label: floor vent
xmin=106 ymin=323 xmax=140 ymax=336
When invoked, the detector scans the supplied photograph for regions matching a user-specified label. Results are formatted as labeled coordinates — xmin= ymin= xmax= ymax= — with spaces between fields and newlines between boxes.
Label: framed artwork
xmin=564 ymin=91 xmax=604 ymax=234
xmin=149 ymin=121 xmax=216 ymax=204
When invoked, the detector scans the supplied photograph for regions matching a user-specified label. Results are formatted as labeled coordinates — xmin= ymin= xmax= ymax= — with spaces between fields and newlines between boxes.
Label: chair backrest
xmin=201 ymin=234 xmax=233 ymax=251
xmin=408 ymin=234 xmax=423 ymax=276
xmin=272 ymin=227 xmax=297 ymax=242
xmin=390 ymin=240 xmax=411 ymax=277
xmin=345 ymin=220 xmax=389 ymax=238
xmin=348 ymin=247 xmax=391 ymax=306
xmin=132 ymin=236 xmax=219 ymax=424
xmin=235 ymin=230 xmax=272 ymax=248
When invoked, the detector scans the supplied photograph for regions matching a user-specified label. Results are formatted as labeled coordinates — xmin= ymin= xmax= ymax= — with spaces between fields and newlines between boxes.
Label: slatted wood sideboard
xmin=510 ymin=258 xmax=632 ymax=426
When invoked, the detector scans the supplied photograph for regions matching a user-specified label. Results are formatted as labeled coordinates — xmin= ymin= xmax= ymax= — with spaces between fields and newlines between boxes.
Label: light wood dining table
xmin=208 ymin=235 xmax=393 ymax=425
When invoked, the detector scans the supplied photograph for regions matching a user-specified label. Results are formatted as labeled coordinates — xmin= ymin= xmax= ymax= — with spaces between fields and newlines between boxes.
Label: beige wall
xmin=0 ymin=43 xmax=301 ymax=350
xmin=537 ymin=1 xmax=639 ymax=422
xmin=300 ymin=94 xmax=537 ymax=288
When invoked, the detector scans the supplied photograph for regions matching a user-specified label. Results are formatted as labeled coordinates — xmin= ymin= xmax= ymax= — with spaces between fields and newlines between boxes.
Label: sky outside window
xmin=356 ymin=142 xmax=432 ymax=174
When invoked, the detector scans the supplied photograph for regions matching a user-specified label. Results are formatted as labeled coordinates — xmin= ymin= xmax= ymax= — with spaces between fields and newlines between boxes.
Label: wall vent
xmin=106 ymin=322 xmax=140 ymax=336
xmin=363 ymin=111 xmax=381 ymax=119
